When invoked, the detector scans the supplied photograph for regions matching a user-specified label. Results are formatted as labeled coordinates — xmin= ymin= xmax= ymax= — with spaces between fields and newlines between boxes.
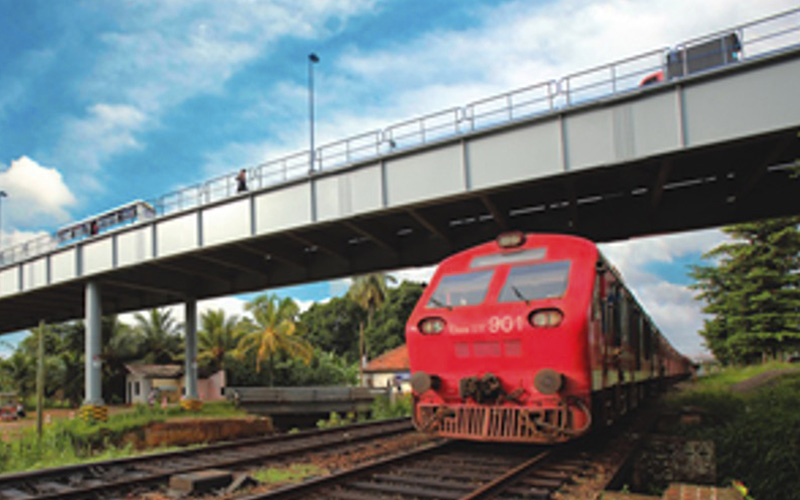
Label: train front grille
xmin=416 ymin=403 xmax=574 ymax=442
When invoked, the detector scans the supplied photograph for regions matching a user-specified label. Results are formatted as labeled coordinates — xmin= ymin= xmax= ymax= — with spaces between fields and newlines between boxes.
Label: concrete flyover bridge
xmin=1 ymin=8 xmax=799 ymax=410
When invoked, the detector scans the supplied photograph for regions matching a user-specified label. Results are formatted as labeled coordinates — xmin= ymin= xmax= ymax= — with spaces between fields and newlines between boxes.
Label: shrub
xmin=664 ymin=368 xmax=800 ymax=499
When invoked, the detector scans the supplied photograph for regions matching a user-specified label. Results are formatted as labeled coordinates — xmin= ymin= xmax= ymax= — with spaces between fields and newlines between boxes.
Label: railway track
xmin=0 ymin=417 xmax=414 ymax=499
xmin=240 ymin=406 xmax=662 ymax=500
xmin=241 ymin=440 xmax=593 ymax=499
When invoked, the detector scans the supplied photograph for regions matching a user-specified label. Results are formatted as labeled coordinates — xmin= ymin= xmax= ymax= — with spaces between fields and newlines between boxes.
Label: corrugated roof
xmin=125 ymin=364 xmax=184 ymax=378
xmin=364 ymin=344 xmax=409 ymax=372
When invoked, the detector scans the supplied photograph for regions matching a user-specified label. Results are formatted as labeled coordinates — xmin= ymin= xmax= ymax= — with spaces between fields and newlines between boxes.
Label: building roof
xmin=125 ymin=364 xmax=184 ymax=379
xmin=364 ymin=344 xmax=409 ymax=373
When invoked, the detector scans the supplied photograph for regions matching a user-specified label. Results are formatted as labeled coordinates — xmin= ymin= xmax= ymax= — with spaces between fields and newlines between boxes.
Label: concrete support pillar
xmin=183 ymin=298 xmax=200 ymax=408
xmin=84 ymin=281 xmax=104 ymax=406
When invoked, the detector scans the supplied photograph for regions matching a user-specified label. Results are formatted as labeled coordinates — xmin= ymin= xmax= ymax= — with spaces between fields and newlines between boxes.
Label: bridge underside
xmin=1 ymin=126 xmax=797 ymax=333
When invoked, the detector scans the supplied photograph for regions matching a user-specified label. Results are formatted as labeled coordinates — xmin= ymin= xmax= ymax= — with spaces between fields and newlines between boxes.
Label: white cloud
xmin=59 ymin=0 xmax=381 ymax=182
xmin=204 ymin=0 xmax=797 ymax=179
xmin=599 ymin=229 xmax=726 ymax=284
xmin=330 ymin=0 xmax=797 ymax=118
xmin=0 ymin=156 xmax=76 ymax=229
xmin=57 ymin=104 xmax=147 ymax=182
xmin=391 ymin=265 xmax=435 ymax=286
xmin=598 ymin=228 xmax=727 ymax=356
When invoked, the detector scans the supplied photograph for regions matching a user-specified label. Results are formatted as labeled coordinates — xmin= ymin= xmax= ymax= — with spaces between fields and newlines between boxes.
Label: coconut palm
xmin=347 ymin=273 xmax=396 ymax=380
xmin=132 ymin=308 xmax=183 ymax=364
xmin=198 ymin=309 xmax=245 ymax=373
xmin=239 ymin=294 xmax=313 ymax=385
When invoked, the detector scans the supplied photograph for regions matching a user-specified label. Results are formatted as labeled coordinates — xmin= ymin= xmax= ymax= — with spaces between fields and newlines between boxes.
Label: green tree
xmin=101 ymin=315 xmax=140 ymax=404
xmin=198 ymin=308 xmax=245 ymax=374
xmin=347 ymin=273 xmax=396 ymax=371
xmin=239 ymin=294 xmax=313 ymax=385
xmin=299 ymin=296 xmax=365 ymax=362
xmin=132 ymin=308 xmax=184 ymax=364
xmin=366 ymin=281 xmax=424 ymax=356
xmin=690 ymin=217 xmax=800 ymax=364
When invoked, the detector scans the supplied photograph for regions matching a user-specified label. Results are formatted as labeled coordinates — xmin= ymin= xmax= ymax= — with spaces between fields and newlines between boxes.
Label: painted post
xmin=36 ymin=320 xmax=44 ymax=437
xmin=80 ymin=281 xmax=108 ymax=421
xmin=182 ymin=297 xmax=201 ymax=411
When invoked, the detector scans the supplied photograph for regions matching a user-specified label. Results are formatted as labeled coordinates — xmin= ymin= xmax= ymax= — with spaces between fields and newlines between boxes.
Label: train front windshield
xmin=426 ymin=259 xmax=571 ymax=309
xmin=426 ymin=270 xmax=492 ymax=308
xmin=497 ymin=261 xmax=570 ymax=302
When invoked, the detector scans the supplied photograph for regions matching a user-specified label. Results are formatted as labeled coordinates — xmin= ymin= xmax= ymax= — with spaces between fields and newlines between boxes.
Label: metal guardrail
xmin=1 ymin=7 xmax=799 ymax=270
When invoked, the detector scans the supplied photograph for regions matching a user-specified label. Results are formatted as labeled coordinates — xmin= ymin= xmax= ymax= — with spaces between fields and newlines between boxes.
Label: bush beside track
xmin=662 ymin=362 xmax=800 ymax=499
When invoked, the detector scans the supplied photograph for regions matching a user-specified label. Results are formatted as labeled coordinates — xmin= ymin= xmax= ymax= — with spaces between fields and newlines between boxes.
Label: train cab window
xmin=427 ymin=270 xmax=493 ymax=308
xmin=497 ymin=261 xmax=571 ymax=303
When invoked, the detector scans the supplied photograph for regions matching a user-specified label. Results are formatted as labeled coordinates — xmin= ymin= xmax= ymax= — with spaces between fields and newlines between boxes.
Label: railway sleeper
xmin=530 ymin=468 xmax=573 ymax=480
xmin=349 ymin=480 xmax=464 ymax=499
xmin=0 ymin=487 xmax=36 ymax=500
xmin=397 ymin=465 xmax=500 ymax=481
xmin=495 ymin=484 xmax=552 ymax=499
xmin=370 ymin=473 xmax=475 ymax=491
xmin=318 ymin=489 xmax=389 ymax=500
xmin=516 ymin=475 xmax=565 ymax=489
xmin=34 ymin=481 xmax=72 ymax=495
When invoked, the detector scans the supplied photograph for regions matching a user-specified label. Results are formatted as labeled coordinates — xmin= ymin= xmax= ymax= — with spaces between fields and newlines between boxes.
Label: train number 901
xmin=488 ymin=315 xmax=524 ymax=333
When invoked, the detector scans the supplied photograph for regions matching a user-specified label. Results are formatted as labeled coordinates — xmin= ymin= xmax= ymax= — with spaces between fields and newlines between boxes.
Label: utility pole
xmin=36 ymin=320 xmax=45 ymax=438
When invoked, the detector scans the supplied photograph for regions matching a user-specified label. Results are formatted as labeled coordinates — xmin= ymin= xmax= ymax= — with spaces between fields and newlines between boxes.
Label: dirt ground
xmin=0 ymin=406 xmax=131 ymax=441
xmin=729 ymin=367 xmax=800 ymax=393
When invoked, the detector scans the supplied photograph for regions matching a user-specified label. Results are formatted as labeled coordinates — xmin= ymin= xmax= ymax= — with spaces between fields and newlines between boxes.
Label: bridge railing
xmin=2 ymin=7 xmax=799 ymax=270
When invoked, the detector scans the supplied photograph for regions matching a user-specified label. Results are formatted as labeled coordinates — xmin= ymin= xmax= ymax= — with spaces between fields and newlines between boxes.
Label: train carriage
xmin=405 ymin=232 xmax=691 ymax=444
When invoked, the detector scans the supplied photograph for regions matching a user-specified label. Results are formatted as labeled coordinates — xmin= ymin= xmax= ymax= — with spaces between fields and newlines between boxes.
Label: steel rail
xmin=459 ymin=449 xmax=552 ymax=500
xmin=239 ymin=440 xmax=455 ymax=499
xmin=0 ymin=417 xmax=413 ymax=499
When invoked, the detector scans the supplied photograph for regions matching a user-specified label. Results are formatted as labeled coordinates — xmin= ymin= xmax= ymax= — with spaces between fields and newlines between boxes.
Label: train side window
xmin=643 ymin=322 xmax=653 ymax=359
xmin=592 ymin=271 xmax=602 ymax=321
xmin=619 ymin=293 xmax=631 ymax=347
xmin=608 ymin=286 xmax=621 ymax=347
xmin=427 ymin=270 xmax=493 ymax=308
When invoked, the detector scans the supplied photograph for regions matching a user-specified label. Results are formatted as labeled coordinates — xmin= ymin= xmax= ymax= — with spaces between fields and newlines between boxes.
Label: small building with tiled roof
xmin=363 ymin=344 xmax=410 ymax=393
xmin=125 ymin=364 xmax=226 ymax=405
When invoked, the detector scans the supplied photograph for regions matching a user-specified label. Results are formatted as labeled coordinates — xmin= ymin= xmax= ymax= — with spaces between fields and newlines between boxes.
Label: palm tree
xmin=347 ymin=273 xmax=396 ymax=382
xmin=198 ymin=309 xmax=245 ymax=373
xmin=239 ymin=294 xmax=313 ymax=386
xmin=132 ymin=308 xmax=184 ymax=364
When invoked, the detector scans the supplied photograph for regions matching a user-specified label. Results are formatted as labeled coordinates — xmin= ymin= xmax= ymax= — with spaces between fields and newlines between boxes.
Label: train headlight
xmin=410 ymin=371 xmax=441 ymax=394
xmin=497 ymin=231 xmax=526 ymax=248
xmin=529 ymin=308 xmax=564 ymax=328
xmin=534 ymin=368 xmax=564 ymax=395
xmin=419 ymin=317 xmax=446 ymax=334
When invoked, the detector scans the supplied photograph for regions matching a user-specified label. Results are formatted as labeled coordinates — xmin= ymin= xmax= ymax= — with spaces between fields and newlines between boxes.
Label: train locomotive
xmin=406 ymin=232 xmax=692 ymax=444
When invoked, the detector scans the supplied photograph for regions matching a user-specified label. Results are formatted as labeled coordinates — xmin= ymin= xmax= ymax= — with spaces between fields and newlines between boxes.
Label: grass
xmin=692 ymin=361 xmax=796 ymax=391
xmin=315 ymin=393 xmax=412 ymax=429
xmin=663 ymin=363 xmax=800 ymax=499
xmin=0 ymin=401 xmax=246 ymax=473
xmin=252 ymin=463 xmax=328 ymax=484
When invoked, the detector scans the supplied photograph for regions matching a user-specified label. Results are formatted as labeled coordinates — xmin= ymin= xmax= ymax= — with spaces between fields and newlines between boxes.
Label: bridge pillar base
xmin=180 ymin=398 xmax=203 ymax=412
xmin=78 ymin=404 xmax=109 ymax=423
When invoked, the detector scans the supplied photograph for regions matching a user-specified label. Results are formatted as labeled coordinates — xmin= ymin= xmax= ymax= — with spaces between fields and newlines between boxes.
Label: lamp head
xmin=308 ymin=53 xmax=320 ymax=63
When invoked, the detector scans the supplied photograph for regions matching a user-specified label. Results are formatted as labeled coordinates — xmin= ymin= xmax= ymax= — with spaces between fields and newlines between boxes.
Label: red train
xmin=406 ymin=232 xmax=692 ymax=443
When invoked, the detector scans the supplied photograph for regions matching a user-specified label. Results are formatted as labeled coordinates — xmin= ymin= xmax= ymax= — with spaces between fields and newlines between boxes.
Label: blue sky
xmin=0 ymin=0 xmax=795 ymax=358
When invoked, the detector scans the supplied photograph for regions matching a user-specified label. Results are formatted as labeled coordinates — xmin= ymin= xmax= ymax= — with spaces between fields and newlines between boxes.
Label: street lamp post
xmin=0 ymin=190 xmax=7 ymax=250
xmin=308 ymin=52 xmax=320 ymax=173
